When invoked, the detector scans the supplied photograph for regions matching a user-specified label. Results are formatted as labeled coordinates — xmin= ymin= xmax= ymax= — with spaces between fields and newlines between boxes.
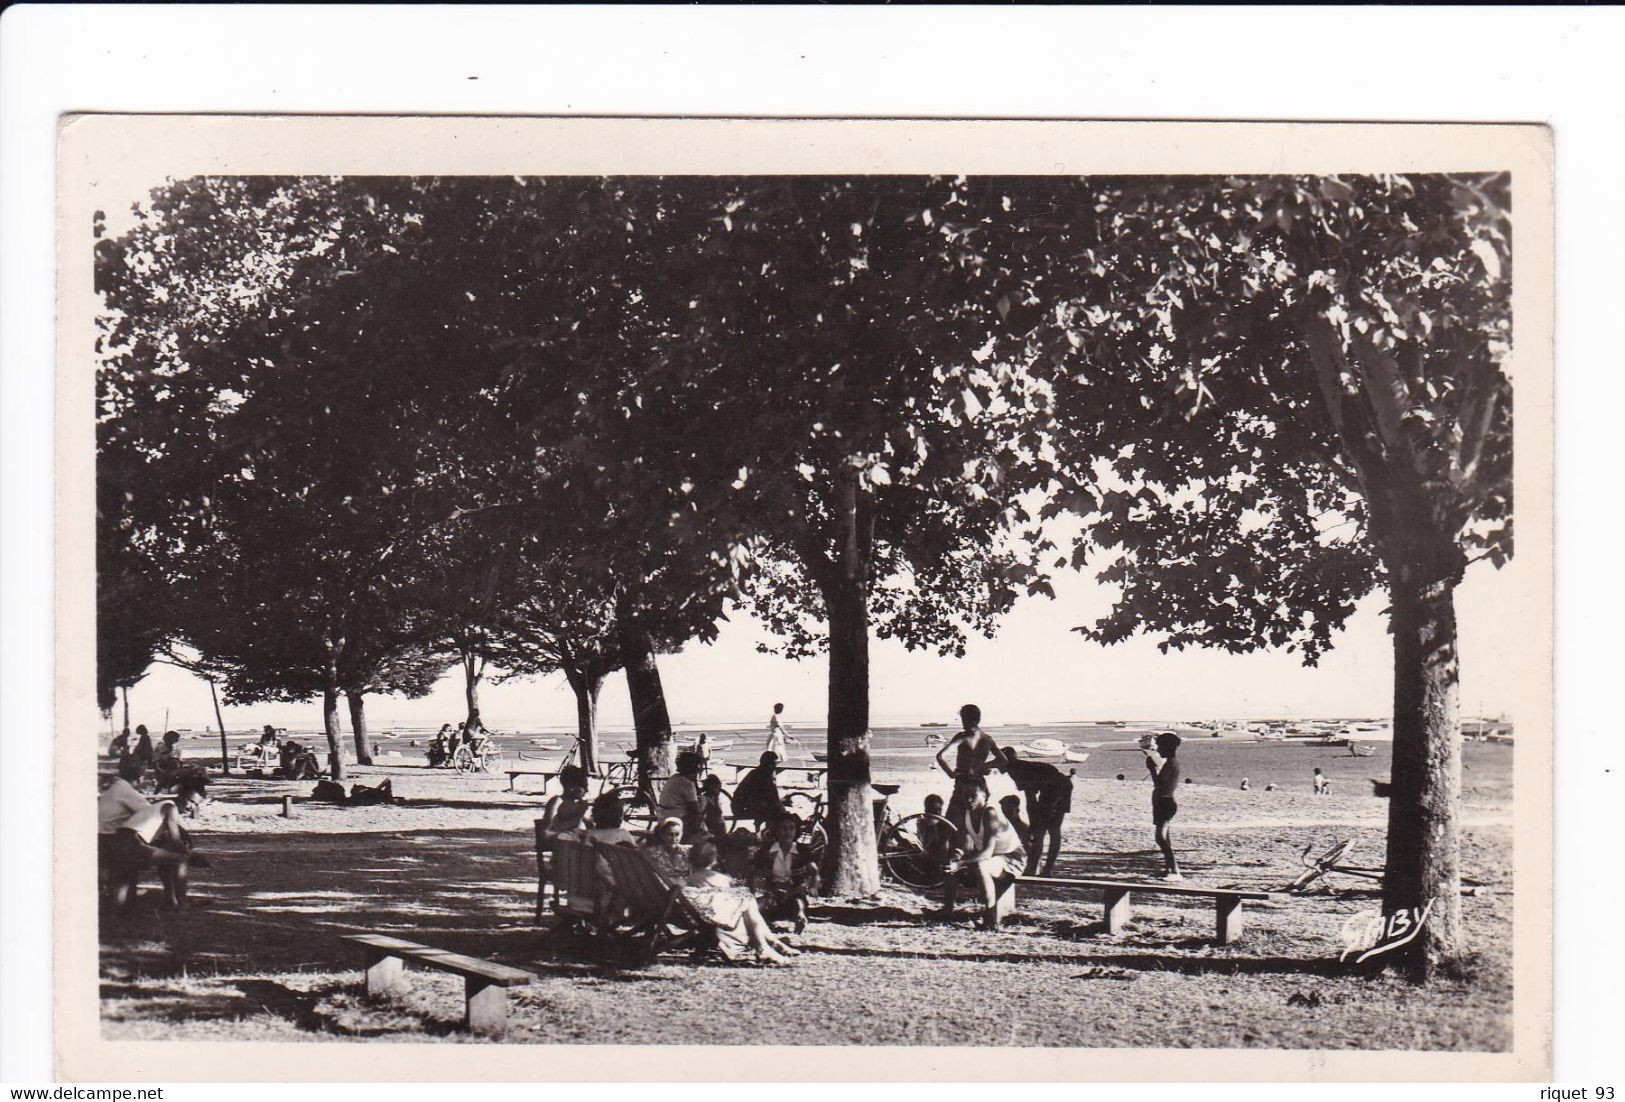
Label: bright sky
xmin=111 ymin=558 xmax=1518 ymax=736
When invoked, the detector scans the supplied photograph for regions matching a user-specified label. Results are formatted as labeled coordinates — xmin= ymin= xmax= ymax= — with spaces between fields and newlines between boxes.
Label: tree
xmin=473 ymin=541 xmax=625 ymax=775
xmin=96 ymin=177 xmax=495 ymax=777
xmin=1028 ymin=174 xmax=1511 ymax=978
xmin=554 ymin=178 xmax=1059 ymax=893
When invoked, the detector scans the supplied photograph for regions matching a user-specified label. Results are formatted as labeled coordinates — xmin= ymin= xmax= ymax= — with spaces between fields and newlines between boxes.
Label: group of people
xmin=108 ymin=723 xmax=210 ymax=796
xmin=248 ymin=725 xmax=324 ymax=780
xmin=97 ymin=755 xmax=210 ymax=912
xmin=536 ymin=765 xmax=812 ymax=965
xmin=426 ymin=716 xmax=493 ymax=769
xmin=920 ymin=706 xmax=1188 ymax=926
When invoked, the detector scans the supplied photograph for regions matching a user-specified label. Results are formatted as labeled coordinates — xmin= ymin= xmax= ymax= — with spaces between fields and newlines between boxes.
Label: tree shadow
xmin=801 ymin=942 xmax=1348 ymax=978
xmin=808 ymin=902 xmax=925 ymax=926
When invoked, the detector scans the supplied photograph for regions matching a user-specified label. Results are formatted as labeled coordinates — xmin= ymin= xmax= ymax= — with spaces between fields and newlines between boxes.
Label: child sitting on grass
xmin=751 ymin=814 xmax=819 ymax=933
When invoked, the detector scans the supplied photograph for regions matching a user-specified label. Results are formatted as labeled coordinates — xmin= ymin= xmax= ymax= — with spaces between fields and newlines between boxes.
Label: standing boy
xmin=1145 ymin=732 xmax=1184 ymax=881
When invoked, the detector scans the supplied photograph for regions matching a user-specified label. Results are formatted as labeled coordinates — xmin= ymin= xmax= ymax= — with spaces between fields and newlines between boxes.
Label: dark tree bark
xmin=1303 ymin=322 xmax=1469 ymax=980
xmin=121 ymin=686 xmax=131 ymax=739
xmin=564 ymin=667 xmax=605 ymax=775
xmin=321 ymin=683 xmax=346 ymax=780
xmin=347 ymin=689 xmax=373 ymax=766
xmin=820 ymin=464 xmax=880 ymax=897
xmin=461 ymin=648 xmax=485 ymax=727
xmin=1378 ymin=519 xmax=1465 ymax=981
xmin=616 ymin=593 xmax=675 ymax=785
xmin=1382 ymin=571 xmax=1463 ymax=979
xmin=209 ymin=676 xmax=230 ymax=775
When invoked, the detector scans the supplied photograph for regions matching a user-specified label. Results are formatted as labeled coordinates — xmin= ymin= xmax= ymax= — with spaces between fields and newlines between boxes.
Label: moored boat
xmin=1016 ymin=737 xmax=1068 ymax=759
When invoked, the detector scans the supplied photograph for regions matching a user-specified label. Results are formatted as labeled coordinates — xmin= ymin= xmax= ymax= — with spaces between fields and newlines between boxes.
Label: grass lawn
xmin=99 ymin=755 xmax=1514 ymax=1048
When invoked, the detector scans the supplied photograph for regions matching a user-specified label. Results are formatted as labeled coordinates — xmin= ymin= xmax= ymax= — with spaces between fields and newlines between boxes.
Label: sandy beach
xmin=98 ymin=737 xmax=1514 ymax=1049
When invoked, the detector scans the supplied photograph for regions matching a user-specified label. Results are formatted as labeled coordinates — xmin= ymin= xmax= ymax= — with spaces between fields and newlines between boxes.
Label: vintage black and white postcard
xmin=55 ymin=116 xmax=1554 ymax=1081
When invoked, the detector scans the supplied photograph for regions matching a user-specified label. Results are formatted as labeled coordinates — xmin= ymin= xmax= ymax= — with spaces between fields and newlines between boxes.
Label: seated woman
xmin=98 ymin=757 xmax=203 ymax=911
xmin=655 ymin=751 xmax=706 ymax=841
xmin=427 ymin=724 xmax=453 ymax=769
xmin=108 ymin=730 xmax=130 ymax=759
xmin=751 ymin=814 xmax=818 ymax=933
xmin=682 ymin=839 xmax=800 ymax=965
xmin=539 ymin=766 xmax=591 ymax=840
xmin=153 ymin=731 xmax=184 ymax=791
xmin=642 ymin=816 xmax=692 ymax=885
xmin=584 ymin=792 xmax=637 ymax=848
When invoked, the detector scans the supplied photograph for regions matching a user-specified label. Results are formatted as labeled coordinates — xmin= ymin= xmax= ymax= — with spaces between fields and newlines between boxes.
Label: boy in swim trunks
xmin=1146 ymin=732 xmax=1183 ymax=880
xmin=935 ymin=703 xmax=1003 ymax=830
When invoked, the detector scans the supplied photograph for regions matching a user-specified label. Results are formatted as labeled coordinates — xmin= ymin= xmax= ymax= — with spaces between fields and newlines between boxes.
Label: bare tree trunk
xmin=121 ymin=686 xmax=131 ymax=739
xmin=321 ymin=686 xmax=346 ymax=780
xmin=462 ymin=649 xmax=484 ymax=726
xmin=209 ymin=676 xmax=230 ymax=775
xmin=347 ymin=690 xmax=373 ymax=766
xmin=822 ymin=465 xmax=879 ymax=897
xmin=565 ymin=668 xmax=605 ymax=775
xmin=321 ymin=671 xmax=346 ymax=781
xmin=1383 ymin=564 xmax=1464 ymax=980
xmin=616 ymin=594 xmax=675 ymax=785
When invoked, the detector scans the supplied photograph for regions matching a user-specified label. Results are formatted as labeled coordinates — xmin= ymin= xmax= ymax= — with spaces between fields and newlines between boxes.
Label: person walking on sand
xmin=1312 ymin=767 xmax=1330 ymax=795
xmin=766 ymin=703 xmax=791 ymax=760
xmin=1145 ymin=732 xmax=1183 ymax=880
xmin=936 ymin=704 xmax=1003 ymax=830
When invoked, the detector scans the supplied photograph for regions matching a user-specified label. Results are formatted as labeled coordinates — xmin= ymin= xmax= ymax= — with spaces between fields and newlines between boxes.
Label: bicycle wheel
xmin=879 ymin=812 xmax=955 ymax=890
xmin=454 ymin=749 xmax=475 ymax=775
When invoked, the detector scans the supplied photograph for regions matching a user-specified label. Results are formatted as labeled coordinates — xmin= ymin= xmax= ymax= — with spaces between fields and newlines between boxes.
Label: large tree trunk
xmin=347 ymin=690 xmax=373 ymax=766
xmin=564 ymin=668 xmax=605 ymax=775
xmin=462 ymin=649 xmax=484 ymax=726
xmin=121 ymin=686 xmax=131 ymax=738
xmin=616 ymin=594 xmax=675 ymax=786
xmin=321 ymin=659 xmax=346 ymax=780
xmin=821 ymin=465 xmax=879 ymax=897
xmin=1382 ymin=563 xmax=1464 ymax=981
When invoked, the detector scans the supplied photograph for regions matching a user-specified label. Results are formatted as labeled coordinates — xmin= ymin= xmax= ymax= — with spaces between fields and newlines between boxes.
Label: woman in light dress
xmin=682 ymin=838 xmax=800 ymax=965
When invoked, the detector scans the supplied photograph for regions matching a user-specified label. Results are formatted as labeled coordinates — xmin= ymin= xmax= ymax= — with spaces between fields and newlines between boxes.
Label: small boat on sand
xmin=1063 ymin=749 xmax=1090 ymax=764
xmin=1348 ymin=743 xmax=1375 ymax=757
xmin=1015 ymin=738 xmax=1068 ymax=759
xmin=528 ymin=738 xmax=562 ymax=750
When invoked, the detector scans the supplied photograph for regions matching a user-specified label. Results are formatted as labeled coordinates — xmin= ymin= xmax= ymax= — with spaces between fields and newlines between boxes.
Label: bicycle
xmin=761 ymin=783 xmax=955 ymax=892
xmin=452 ymin=739 xmax=500 ymax=775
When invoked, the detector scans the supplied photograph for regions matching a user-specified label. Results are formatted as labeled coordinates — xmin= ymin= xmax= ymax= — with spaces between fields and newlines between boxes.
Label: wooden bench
xmin=1013 ymin=877 xmax=1284 ymax=944
xmin=342 ymin=933 xmax=537 ymax=1034
xmin=506 ymin=769 xmax=562 ymax=793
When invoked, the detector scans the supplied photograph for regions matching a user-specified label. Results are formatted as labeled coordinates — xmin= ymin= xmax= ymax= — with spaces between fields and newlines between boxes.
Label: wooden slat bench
xmin=342 ymin=933 xmax=537 ymax=1034
xmin=1013 ymin=877 xmax=1285 ymax=944
xmin=506 ymin=769 xmax=562 ymax=793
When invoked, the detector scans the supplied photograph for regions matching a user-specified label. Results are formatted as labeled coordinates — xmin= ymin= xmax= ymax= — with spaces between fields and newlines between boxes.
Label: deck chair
xmin=533 ymin=819 xmax=552 ymax=925
xmin=542 ymin=839 xmax=603 ymax=940
xmin=597 ymin=845 xmax=725 ymax=963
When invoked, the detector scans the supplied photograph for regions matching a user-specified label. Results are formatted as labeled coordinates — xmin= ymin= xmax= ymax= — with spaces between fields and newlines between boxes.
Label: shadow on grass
xmin=801 ymin=942 xmax=1347 ymax=978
